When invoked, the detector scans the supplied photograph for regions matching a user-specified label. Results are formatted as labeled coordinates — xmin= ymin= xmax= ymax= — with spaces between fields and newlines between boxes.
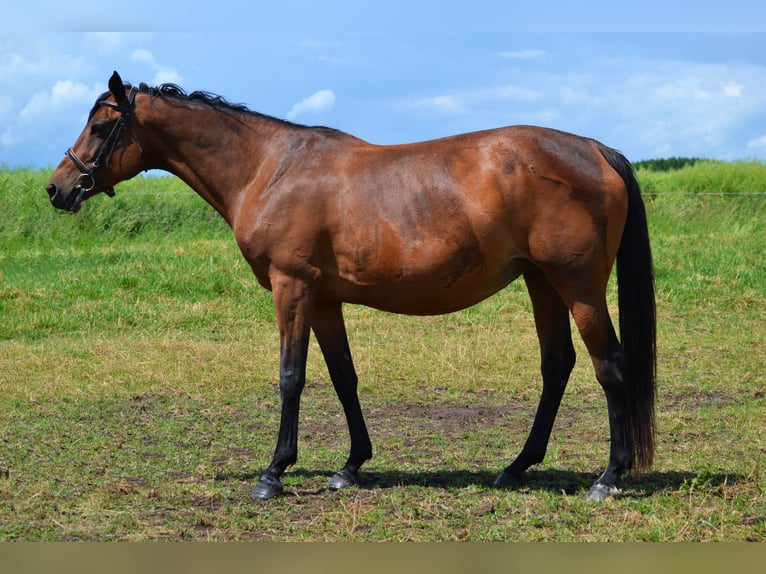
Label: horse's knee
xmin=279 ymin=369 xmax=305 ymax=401
xmin=541 ymin=346 xmax=576 ymax=384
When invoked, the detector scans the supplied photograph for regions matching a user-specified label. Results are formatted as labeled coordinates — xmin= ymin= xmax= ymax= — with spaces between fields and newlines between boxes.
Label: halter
xmin=65 ymin=86 xmax=147 ymax=198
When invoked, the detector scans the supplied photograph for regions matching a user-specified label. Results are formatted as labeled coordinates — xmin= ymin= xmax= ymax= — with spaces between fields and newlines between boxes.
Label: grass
xmin=1 ymin=163 xmax=765 ymax=540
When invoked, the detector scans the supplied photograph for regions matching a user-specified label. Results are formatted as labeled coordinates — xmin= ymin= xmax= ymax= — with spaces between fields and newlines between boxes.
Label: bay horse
xmin=47 ymin=71 xmax=656 ymax=501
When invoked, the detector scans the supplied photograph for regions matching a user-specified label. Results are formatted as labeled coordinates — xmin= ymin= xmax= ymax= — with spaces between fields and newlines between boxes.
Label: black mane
xmin=140 ymin=82 xmax=252 ymax=115
xmin=90 ymin=81 xmax=343 ymax=136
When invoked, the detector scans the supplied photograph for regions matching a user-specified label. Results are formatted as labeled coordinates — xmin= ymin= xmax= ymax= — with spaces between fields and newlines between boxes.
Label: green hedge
xmin=0 ymin=169 xmax=228 ymax=245
xmin=2 ymin=161 xmax=765 ymax=245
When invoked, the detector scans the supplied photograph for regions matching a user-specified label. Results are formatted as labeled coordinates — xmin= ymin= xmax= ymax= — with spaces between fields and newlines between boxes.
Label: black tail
xmin=601 ymin=146 xmax=657 ymax=473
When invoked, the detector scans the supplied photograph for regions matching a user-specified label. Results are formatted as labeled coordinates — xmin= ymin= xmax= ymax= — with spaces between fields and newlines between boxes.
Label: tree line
xmin=633 ymin=157 xmax=705 ymax=171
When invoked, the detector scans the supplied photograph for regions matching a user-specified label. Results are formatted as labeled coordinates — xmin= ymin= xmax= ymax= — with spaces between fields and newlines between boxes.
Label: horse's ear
xmin=108 ymin=71 xmax=127 ymax=104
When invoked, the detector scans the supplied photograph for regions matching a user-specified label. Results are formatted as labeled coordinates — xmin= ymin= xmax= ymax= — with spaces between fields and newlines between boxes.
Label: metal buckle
xmin=77 ymin=173 xmax=96 ymax=192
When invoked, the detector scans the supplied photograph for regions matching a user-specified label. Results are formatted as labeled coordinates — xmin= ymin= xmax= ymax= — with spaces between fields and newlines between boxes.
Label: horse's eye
xmin=90 ymin=123 xmax=109 ymax=138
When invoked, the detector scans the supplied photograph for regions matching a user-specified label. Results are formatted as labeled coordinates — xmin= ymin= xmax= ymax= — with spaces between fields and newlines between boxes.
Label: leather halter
xmin=65 ymin=86 xmax=147 ymax=198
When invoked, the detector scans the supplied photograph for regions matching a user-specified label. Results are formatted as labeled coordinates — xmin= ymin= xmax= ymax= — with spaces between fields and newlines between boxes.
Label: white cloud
xmin=1 ymin=129 xmax=17 ymax=148
xmin=0 ymin=45 xmax=87 ymax=82
xmin=0 ymin=52 xmax=39 ymax=79
xmin=747 ymin=134 xmax=766 ymax=152
xmin=724 ymin=81 xmax=743 ymax=97
xmin=131 ymin=48 xmax=155 ymax=66
xmin=395 ymin=58 xmax=766 ymax=160
xmin=654 ymin=79 xmax=712 ymax=101
xmin=404 ymin=95 xmax=464 ymax=114
xmin=286 ymin=89 xmax=336 ymax=120
xmin=131 ymin=49 xmax=182 ymax=85
xmin=50 ymin=80 xmax=95 ymax=105
xmin=2 ymin=79 xmax=102 ymax=156
xmin=397 ymin=84 xmax=539 ymax=116
xmin=18 ymin=80 xmax=102 ymax=123
xmin=514 ymin=58 xmax=766 ymax=159
xmin=153 ymin=69 xmax=184 ymax=85
xmin=429 ymin=95 xmax=463 ymax=113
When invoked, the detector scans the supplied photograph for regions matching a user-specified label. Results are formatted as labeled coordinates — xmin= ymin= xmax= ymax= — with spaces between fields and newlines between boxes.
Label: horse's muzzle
xmin=47 ymin=183 xmax=86 ymax=213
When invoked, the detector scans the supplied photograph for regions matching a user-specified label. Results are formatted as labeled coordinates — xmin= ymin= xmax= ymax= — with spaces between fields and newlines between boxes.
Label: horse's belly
xmin=335 ymin=256 xmax=529 ymax=315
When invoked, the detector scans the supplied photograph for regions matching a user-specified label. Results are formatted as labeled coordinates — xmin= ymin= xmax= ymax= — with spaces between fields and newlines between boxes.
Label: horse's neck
xmin=143 ymin=101 xmax=280 ymax=225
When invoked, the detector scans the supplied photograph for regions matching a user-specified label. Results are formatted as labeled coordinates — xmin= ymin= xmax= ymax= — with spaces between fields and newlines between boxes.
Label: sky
xmin=2 ymin=1 xmax=766 ymax=169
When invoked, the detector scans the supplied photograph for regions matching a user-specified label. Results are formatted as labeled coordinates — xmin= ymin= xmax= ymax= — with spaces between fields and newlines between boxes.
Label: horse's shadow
xmin=215 ymin=468 xmax=737 ymax=498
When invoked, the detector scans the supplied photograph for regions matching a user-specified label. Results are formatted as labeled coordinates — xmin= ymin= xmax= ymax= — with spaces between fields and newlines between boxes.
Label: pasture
xmin=1 ymin=162 xmax=764 ymax=541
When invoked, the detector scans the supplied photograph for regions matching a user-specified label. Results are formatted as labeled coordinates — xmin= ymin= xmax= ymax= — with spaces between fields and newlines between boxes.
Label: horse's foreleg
xmin=495 ymin=269 xmax=575 ymax=488
xmin=251 ymin=274 xmax=313 ymax=500
xmin=313 ymin=303 xmax=372 ymax=490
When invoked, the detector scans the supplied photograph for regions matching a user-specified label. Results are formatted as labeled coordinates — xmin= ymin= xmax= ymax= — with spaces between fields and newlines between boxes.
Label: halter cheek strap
xmin=65 ymin=86 xmax=146 ymax=197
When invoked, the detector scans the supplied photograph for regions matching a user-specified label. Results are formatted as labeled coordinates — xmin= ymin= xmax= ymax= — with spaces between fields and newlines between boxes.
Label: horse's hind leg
xmin=560 ymin=286 xmax=633 ymax=501
xmin=312 ymin=303 xmax=373 ymax=490
xmin=495 ymin=268 xmax=576 ymax=488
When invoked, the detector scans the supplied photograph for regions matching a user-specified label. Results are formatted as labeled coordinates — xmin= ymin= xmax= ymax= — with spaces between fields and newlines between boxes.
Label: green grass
xmin=1 ymin=164 xmax=765 ymax=540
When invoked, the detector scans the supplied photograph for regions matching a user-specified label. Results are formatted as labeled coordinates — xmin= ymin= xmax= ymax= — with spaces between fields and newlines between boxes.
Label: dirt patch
xmin=299 ymin=399 xmax=529 ymax=445
xmin=660 ymin=388 xmax=739 ymax=410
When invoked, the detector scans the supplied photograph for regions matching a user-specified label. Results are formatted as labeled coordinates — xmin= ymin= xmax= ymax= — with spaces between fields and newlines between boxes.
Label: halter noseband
xmin=65 ymin=86 xmax=147 ymax=199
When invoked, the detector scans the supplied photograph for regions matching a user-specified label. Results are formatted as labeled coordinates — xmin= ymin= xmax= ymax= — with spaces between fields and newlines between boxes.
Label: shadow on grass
xmin=216 ymin=467 xmax=740 ymax=498
xmin=360 ymin=469 xmax=740 ymax=497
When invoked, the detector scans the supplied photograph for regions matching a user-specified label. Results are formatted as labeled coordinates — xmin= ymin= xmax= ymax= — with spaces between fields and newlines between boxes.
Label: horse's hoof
xmin=494 ymin=469 xmax=525 ymax=489
xmin=250 ymin=477 xmax=284 ymax=500
xmin=329 ymin=469 xmax=358 ymax=491
xmin=585 ymin=482 xmax=619 ymax=502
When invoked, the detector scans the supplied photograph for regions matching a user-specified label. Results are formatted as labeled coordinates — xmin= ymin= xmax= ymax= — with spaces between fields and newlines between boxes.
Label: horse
xmin=47 ymin=71 xmax=656 ymax=502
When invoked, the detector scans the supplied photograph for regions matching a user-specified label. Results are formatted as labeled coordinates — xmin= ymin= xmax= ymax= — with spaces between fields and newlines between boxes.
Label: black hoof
xmin=585 ymin=482 xmax=619 ymax=502
xmin=329 ymin=469 xmax=359 ymax=491
xmin=250 ymin=476 xmax=284 ymax=500
xmin=494 ymin=469 xmax=526 ymax=489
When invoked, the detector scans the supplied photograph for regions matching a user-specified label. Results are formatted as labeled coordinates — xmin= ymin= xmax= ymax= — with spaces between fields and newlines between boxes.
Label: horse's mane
xmin=89 ymin=81 xmax=343 ymax=136
xmin=141 ymin=82 xmax=253 ymax=115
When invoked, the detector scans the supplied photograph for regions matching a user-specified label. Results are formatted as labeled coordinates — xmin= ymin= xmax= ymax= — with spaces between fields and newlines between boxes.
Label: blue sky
xmin=3 ymin=1 xmax=766 ymax=168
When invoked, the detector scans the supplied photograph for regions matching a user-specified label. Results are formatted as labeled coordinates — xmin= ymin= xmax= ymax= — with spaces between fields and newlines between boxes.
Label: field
xmin=0 ymin=162 xmax=764 ymax=541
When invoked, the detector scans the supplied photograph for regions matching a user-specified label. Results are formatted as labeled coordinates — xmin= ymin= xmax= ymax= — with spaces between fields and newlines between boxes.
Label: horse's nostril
xmin=46 ymin=184 xmax=57 ymax=198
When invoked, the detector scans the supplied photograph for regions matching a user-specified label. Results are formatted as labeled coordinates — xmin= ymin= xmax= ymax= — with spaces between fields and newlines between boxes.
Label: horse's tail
xmin=601 ymin=146 xmax=657 ymax=473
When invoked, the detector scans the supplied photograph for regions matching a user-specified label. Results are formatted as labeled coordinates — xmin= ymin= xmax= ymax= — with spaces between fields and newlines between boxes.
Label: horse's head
xmin=47 ymin=71 xmax=147 ymax=212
